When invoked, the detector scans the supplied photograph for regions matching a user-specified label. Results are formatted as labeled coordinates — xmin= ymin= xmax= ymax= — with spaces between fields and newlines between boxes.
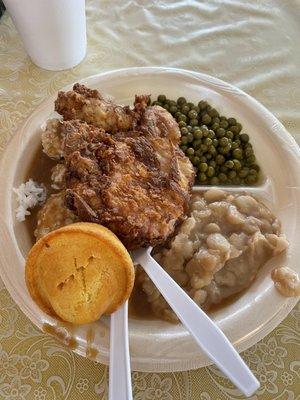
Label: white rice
xmin=13 ymin=179 xmax=46 ymax=222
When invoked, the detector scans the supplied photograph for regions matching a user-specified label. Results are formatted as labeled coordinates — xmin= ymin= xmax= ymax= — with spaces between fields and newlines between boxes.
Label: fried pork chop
xmin=53 ymin=85 xmax=195 ymax=249
xmin=55 ymin=83 xmax=148 ymax=133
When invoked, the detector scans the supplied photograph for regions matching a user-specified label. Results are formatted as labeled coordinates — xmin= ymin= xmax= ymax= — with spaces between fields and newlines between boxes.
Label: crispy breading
xmin=54 ymin=85 xmax=195 ymax=249
xmin=55 ymin=83 xmax=149 ymax=133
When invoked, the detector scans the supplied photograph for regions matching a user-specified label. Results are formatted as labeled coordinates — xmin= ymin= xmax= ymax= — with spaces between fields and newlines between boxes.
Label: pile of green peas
xmin=152 ymin=95 xmax=260 ymax=185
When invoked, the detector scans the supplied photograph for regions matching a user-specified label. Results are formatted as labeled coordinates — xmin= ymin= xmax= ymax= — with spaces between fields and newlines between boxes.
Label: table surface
xmin=0 ymin=1 xmax=299 ymax=399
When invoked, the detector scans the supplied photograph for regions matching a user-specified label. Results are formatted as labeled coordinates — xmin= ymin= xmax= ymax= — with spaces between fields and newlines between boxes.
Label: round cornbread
xmin=25 ymin=222 xmax=135 ymax=324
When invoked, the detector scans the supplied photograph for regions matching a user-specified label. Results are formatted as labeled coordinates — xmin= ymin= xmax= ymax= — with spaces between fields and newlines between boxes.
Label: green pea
xmin=169 ymin=105 xmax=178 ymax=114
xmin=220 ymin=120 xmax=229 ymax=129
xmin=208 ymin=145 xmax=217 ymax=155
xmin=193 ymin=139 xmax=202 ymax=149
xmin=219 ymin=137 xmax=229 ymax=147
xmin=245 ymin=174 xmax=257 ymax=184
xmin=175 ymin=111 xmax=181 ymax=119
xmin=193 ymin=129 xmax=203 ymax=139
xmin=212 ymin=117 xmax=220 ymax=124
xmin=236 ymin=123 xmax=242 ymax=133
xmin=181 ymin=104 xmax=190 ymax=115
xmin=232 ymin=148 xmax=243 ymax=159
xmin=177 ymin=97 xmax=187 ymax=106
xmin=187 ymin=133 xmax=194 ymax=143
xmin=213 ymin=138 xmax=219 ymax=147
xmin=163 ymin=104 xmax=170 ymax=111
xmin=249 ymin=169 xmax=258 ymax=176
xmin=225 ymin=131 xmax=234 ymax=140
xmin=178 ymin=121 xmax=186 ymax=128
xmin=231 ymin=141 xmax=239 ymax=150
xmin=227 ymin=117 xmax=237 ymax=126
xmin=178 ymin=114 xmax=187 ymax=122
xmin=198 ymin=100 xmax=208 ymax=110
xmin=209 ymin=160 xmax=216 ymax=168
xmin=233 ymin=159 xmax=242 ymax=170
xmin=216 ymin=128 xmax=226 ymax=138
xmin=199 ymin=156 xmax=207 ymax=163
xmin=211 ymin=123 xmax=219 ymax=131
xmin=181 ymin=127 xmax=188 ymax=135
xmin=244 ymin=148 xmax=254 ymax=157
xmin=180 ymin=145 xmax=188 ymax=152
xmin=225 ymin=160 xmax=234 ymax=169
xmin=186 ymin=148 xmax=194 ymax=156
xmin=230 ymin=125 xmax=239 ymax=134
xmin=157 ymin=95 xmax=167 ymax=103
xmin=207 ymin=166 xmax=215 ymax=177
xmin=222 ymin=144 xmax=232 ymax=154
xmin=188 ymin=110 xmax=198 ymax=119
xmin=216 ymin=154 xmax=225 ymax=165
xmin=208 ymin=130 xmax=215 ymax=139
xmin=195 ymin=149 xmax=203 ymax=157
xmin=246 ymin=155 xmax=256 ymax=164
xmin=238 ymin=168 xmax=249 ymax=178
xmin=187 ymin=102 xmax=194 ymax=109
xmin=206 ymin=154 xmax=212 ymax=160
xmin=190 ymin=118 xmax=199 ymax=127
xmin=186 ymin=125 xmax=193 ymax=132
xmin=152 ymin=101 xmax=163 ymax=106
xmin=202 ymin=114 xmax=212 ymax=125
xmin=219 ymin=173 xmax=227 ymax=182
xmin=199 ymin=162 xmax=208 ymax=172
xmin=202 ymin=131 xmax=209 ymax=138
xmin=169 ymin=100 xmax=177 ymax=106
xmin=181 ymin=136 xmax=188 ymax=145
xmin=208 ymin=108 xmax=219 ymax=117
xmin=240 ymin=133 xmax=249 ymax=143
xmin=193 ymin=156 xmax=200 ymax=165
xmin=210 ymin=177 xmax=219 ymax=185
xmin=198 ymin=172 xmax=207 ymax=182
xmin=232 ymin=176 xmax=241 ymax=185
xmin=204 ymin=138 xmax=213 ymax=146
xmin=192 ymin=105 xmax=200 ymax=113
xmin=220 ymin=165 xmax=229 ymax=173
xmin=201 ymin=144 xmax=208 ymax=152
xmin=228 ymin=170 xmax=237 ymax=179
xmin=252 ymin=164 xmax=260 ymax=172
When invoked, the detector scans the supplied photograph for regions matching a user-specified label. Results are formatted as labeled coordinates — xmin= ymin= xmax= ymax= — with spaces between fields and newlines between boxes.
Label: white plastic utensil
xmin=132 ymin=247 xmax=260 ymax=397
xmin=109 ymin=301 xmax=133 ymax=400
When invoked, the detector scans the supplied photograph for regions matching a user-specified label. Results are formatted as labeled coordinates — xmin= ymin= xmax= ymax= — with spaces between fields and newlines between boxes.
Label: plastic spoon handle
xmin=109 ymin=301 xmax=133 ymax=400
xmin=133 ymin=248 xmax=259 ymax=398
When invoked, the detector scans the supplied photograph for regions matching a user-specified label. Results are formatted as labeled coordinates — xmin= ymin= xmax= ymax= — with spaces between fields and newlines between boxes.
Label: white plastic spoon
xmin=109 ymin=301 xmax=133 ymax=400
xmin=132 ymin=247 xmax=260 ymax=398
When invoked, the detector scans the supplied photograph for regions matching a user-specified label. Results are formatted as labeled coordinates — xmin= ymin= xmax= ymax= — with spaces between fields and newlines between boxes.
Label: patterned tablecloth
xmin=0 ymin=1 xmax=299 ymax=399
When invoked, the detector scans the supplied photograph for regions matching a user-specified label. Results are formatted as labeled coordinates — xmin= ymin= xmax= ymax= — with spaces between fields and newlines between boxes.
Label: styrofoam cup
xmin=3 ymin=0 xmax=87 ymax=71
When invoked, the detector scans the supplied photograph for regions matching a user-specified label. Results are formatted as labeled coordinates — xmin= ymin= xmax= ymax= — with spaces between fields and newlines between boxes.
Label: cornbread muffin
xmin=25 ymin=222 xmax=135 ymax=324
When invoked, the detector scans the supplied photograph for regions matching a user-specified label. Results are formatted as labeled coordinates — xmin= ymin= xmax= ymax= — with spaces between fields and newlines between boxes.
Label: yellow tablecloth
xmin=0 ymin=1 xmax=299 ymax=399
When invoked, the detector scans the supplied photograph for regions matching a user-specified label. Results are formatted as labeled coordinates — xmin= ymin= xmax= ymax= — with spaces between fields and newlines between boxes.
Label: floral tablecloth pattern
xmin=0 ymin=1 xmax=299 ymax=399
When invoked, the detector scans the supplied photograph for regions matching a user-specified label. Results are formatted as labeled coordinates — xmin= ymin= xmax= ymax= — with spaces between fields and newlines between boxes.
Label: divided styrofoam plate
xmin=0 ymin=67 xmax=299 ymax=372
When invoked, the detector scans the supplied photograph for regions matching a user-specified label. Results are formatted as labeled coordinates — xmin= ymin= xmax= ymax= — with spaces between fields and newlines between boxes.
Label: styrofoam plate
xmin=0 ymin=67 xmax=299 ymax=372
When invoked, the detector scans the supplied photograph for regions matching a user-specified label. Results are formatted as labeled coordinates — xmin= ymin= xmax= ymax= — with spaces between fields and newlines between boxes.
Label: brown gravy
xmin=25 ymin=145 xmax=57 ymax=245
xmin=27 ymin=146 xmax=244 ymax=323
xmin=43 ymin=322 xmax=78 ymax=350
xmin=86 ymin=328 xmax=99 ymax=359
